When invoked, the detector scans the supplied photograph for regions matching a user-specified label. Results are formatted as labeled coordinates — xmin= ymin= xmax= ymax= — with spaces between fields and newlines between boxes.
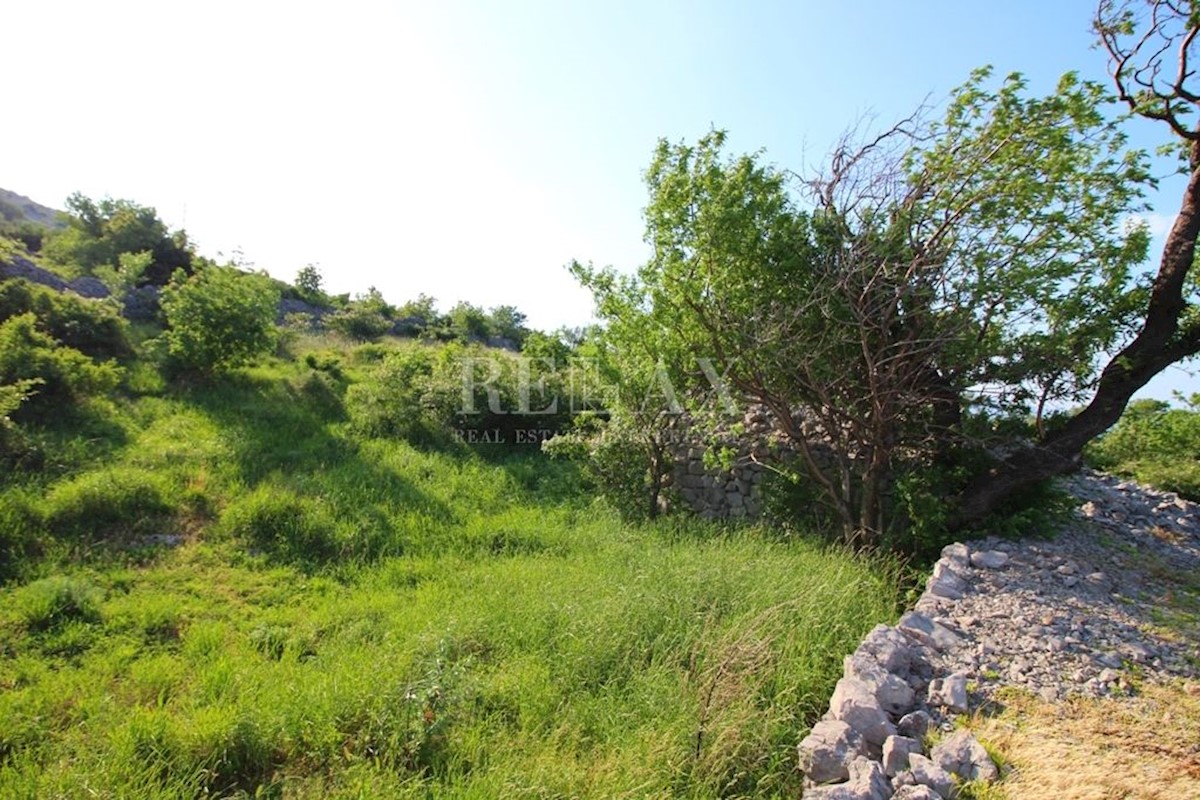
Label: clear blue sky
xmin=4 ymin=0 xmax=1195 ymax=397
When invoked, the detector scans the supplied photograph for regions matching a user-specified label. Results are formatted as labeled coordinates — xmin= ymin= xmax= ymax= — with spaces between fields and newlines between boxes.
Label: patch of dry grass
xmin=967 ymin=682 xmax=1200 ymax=800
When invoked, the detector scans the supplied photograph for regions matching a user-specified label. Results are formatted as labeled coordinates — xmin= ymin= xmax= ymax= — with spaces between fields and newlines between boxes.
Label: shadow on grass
xmin=184 ymin=372 xmax=452 ymax=569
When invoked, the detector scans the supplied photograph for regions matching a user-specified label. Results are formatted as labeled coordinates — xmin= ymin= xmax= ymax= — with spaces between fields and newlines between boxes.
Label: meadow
xmin=0 ymin=335 xmax=901 ymax=799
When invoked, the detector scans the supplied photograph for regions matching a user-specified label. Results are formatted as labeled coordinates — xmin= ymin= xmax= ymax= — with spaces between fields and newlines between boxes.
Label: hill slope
xmin=0 ymin=187 xmax=63 ymax=228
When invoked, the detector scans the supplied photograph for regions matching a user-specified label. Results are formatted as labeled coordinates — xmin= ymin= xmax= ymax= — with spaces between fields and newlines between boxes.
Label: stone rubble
xmin=797 ymin=469 xmax=1200 ymax=798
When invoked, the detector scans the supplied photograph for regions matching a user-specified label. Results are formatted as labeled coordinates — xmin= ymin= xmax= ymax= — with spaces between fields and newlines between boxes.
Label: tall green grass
xmin=0 ymin=337 xmax=902 ymax=798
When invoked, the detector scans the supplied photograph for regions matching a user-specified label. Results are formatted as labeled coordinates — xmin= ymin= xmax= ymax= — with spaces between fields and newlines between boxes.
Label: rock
xmin=803 ymin=756 xmax=892 ymax=800
xmin=930 ymin=729 xmax=999 ymax=783
xmin=908 ymin=754 xmax=955 ymax=798
xmin=798 ymin=720 xmax=867 ymax=784
xmin=941 ymin=543 xmax=970 ymax=569
xmin=857 ymin=625 xmax=916 ymax=675
xmin=0 ymin=255 xmax=68 ymax=291
xmin=898 ymin=612 xmax=963 ymax=652
xmin=882 ymin=734 xmax=922 ymax=777
xmin=829 ymin=678 xmax=897 ymax=746
xmin=844 ymin=652 xmax=916 ymax=716
xmin=897 ymin=710 xmax=931 ymax=740
xmin=969 ymin=550 xmax=1009 ymax=569
xmin=926 ymin=673 xmax=969 ymax=714
xmin=67 ymin=276 xmax=110 ymax=298
xmin=928 ymin=562 xmax=967 ymax=600
xmin=892 ymin=786 xmax=943 ymax=800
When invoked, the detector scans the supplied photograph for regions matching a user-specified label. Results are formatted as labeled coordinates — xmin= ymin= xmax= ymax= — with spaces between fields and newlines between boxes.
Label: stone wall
xmin=668 ymin=404 xmax=837 ymax=520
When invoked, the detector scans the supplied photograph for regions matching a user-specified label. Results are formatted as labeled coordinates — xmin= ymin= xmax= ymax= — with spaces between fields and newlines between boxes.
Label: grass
xmin=0 ymin=336 xmax=902 ymax=798
xmin=963 ymin=684 xmax=1200 ymax=800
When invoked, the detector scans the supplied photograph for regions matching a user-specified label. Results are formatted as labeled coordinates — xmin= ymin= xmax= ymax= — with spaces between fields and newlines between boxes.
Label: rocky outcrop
xmin=796 ymin=469 xmax=1200 ymax=798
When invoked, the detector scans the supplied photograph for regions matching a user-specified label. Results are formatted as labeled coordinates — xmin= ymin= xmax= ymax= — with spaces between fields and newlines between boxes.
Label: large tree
xmin=578 ymin=2 xmax=1200 ymax=546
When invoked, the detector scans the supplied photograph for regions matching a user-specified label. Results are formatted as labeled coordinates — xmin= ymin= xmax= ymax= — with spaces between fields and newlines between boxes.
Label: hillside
xmin=0 ymin=187 xmax=62 ymax=229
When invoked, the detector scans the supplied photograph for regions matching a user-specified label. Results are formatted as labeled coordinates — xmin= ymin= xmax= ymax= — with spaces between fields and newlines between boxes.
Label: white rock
xmin=882 ymin=734 xmax=922 ymax=777
xmin=797 ymin=720 xmax=867 ymax=784
xmin=969 ymin=550 xmax=1009 ymax=569
xmin=829 ymin=677 xmax=897 ymax=746
xmin=898 ymin=612 xmax=964 ymax=652
xmin=927 ymin=673 xmax=969 ymax=714
xmin=930 ymin=729 xmax=999 ymax=783
xmin=844 ymin=652 xmax=916 ymax=716
xmin=802 ymin=756 xmax=891 ymax=799
xmin=908 ymin=753 xmax=955 ymax=798
xmin=892 ymin=785 xmax=944 ymax=800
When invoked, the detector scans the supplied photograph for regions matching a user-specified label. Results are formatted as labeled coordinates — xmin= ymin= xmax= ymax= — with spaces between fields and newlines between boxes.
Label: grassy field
xmin=0 ymin=337 xmax=901 ymax=798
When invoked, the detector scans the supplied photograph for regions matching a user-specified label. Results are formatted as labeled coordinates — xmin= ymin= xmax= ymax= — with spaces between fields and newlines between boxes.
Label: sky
xmin=4 ymin=0 xmax=1196 ymax=398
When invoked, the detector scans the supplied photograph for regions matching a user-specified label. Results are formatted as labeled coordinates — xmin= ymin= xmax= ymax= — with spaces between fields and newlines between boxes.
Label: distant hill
xmin=0 ymin=187 xmax=63 ymax=229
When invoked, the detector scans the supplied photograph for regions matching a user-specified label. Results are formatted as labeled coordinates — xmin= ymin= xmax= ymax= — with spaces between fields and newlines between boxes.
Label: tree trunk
xmin=951 ymin=137 xmax=1200 ymax=528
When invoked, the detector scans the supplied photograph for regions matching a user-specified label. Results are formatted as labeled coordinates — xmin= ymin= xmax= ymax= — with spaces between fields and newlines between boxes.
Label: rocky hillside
xmin=0 ymin=187 xmax=62 ymax=229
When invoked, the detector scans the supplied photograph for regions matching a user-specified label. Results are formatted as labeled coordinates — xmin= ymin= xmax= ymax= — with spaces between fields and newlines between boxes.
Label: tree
xmin=160 ymin=267 xmax=280 ymax=375
xmin=953 ymin=0 xmax=1200 ymax=524
xmin=487 ymin=305 xmax=530 ymax=346
xmin=580 ymin=58 xmax=1166 ymax=546
xmin=295 ymin=264 xmax=324 ymax=299
xmin=44 ymin=194 xmax=193 ymax=285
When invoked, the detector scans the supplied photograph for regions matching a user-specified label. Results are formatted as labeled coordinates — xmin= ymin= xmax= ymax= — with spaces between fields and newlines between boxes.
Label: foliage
xmin=43 ymin=193 xmax=193 ymax=285
xmin=294 ymin=263 xmax=325 ymax=302
xmin=345 ymin=342 xmax=571 ymax=447
xmin=1087 ymin=395 xmax=1200 ymax=499
xmin=544 ymin=411 xmax=672 ymax=521
xmin=575 ymin=66 xmax=1153 ymax=546
xmin=0 ymin=278 xmax=132 ymax=359
xmin=159 ymin=267 xmax=280 ymax=375
xmin=0 ymin=313 xmax=123 ymax=417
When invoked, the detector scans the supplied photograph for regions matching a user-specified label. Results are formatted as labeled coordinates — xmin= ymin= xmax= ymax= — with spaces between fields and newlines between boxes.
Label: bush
xmin=0 ymin=313 xmax=123 ymax=417
xmin=0 ymin=279 xmax=132 ymax=359
xmin=1087 ymin=397 xmax=1200 ymax=499
xmin=327 ymin=306 xmax=391 ymax=342
xmin=160 ymin=267 xmax=280 ymax=375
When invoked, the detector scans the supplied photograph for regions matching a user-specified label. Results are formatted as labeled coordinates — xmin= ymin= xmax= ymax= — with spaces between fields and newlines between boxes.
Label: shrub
xmin=0 ymin=313 xmax=123 ymax=417
xmin=1087 ymin=397 xmax=1200 ymax=499
xmin=0 ymin=278 xmax=132 ymax=359
xmin=327 ymin=305 xmax=391 ymax=342
xmin=160 ymin=267 xmax=280 ymax=375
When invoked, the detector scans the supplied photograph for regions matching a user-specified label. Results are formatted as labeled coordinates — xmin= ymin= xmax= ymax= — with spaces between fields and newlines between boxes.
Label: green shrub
xmin=160 ymin=267 xmax=280 ymax=375
xmin=12 ymin=575 xmax=104 ymax=632
xmin=0 ymin=279 xmax=132 ymax=359
xmin=43 ymin=466 xmax=174 ymax=540
xmin=327 ymin=305 xmax=391 ymax=342
xmin=0 ymin=313 xmax=123 ymax=417
xmin=1087 ymin=397 xmax=1200 ymax=499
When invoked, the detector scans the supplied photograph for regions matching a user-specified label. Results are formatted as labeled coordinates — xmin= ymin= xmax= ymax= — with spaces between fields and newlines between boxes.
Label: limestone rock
xmin=844 ymin=652 xmax=916 ymax=716
xmin=928 ymin=562 xmax=966 ymax=600
xmin=892 ymin=785 xmax=943 ymax=800
xmin=969 ymin=550 xmax=1009 ymax=569
xmin=897 ymin=710 xmax=931 ymax=740
xmin=898 ymin=612 xmax=963 ymax=652
xmin=802 ymin=756 xmax=891 ymax=800
xmin=908 ymin=753 xmax=955 ymax=798
xmin=857 ymin=624 xmax=917 ymax=674
xmin=829 ymin=678 xmax=897 ymax=746
xmin=882 ymin=734 xmax=921 ymax=777
xmin=930 ymin=729 xmax=999 ymax=783
xmin=798 ymin=720 xmax=867 ymax=784
xmin=926 ymin=673 xmax=969 ymax=714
